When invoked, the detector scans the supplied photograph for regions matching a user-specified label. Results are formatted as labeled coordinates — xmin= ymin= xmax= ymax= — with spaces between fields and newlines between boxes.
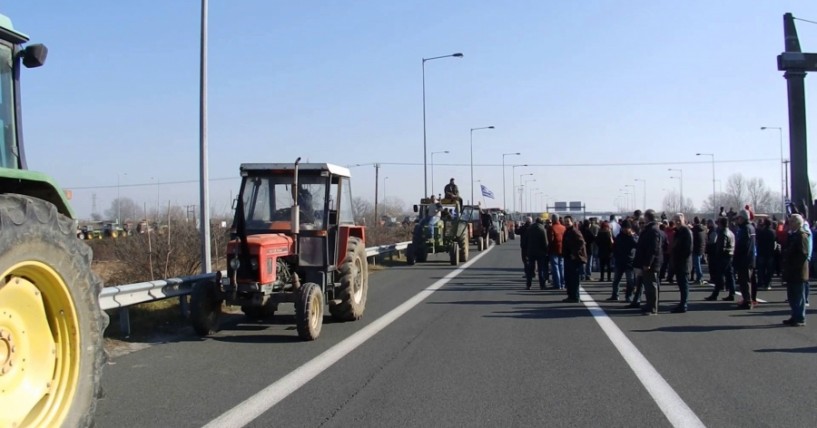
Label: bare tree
xmin=723 ymin=173 xmax=747 ymax=212
xmin=352 ymin=197 xmax=372 ymax=223
xmin=104 ymin=197 xmax=141 ymax=222
xmin=662 ymin=190 xmax=696 ymax=215
xmin=746 ymin=178 xmax=777 ymax=213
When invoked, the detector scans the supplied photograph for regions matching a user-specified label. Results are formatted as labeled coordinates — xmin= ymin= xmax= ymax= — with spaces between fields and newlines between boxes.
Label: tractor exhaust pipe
xmin=291 ymin=157 xmax=302 ymax=235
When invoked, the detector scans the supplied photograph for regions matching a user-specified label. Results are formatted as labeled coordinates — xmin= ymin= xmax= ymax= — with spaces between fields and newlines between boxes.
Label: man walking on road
xmin=756 ymin=218 xmax=776 ymax=290
xmin=562 ymin=216 xmax=587 ymax=302
xmin=525 ymin=217 xmax=549 ymax=290
xmin=609 ymin=219 xmax=637 ymax=302
xmin=671 ymin=213 xmax=693 ymax=313
xmin=634 ymin=209 xmax=663 ymax=315
xmin=706 ymin=217 xmax=736 ymax=301
xmin=548 ymin=215 xmax=566 ymax=290
xmin=517 ymin=217 xmax=532 ymax=276
xmin=691 ymin=216 xmax=707 ymax=285
xmin=783 ymin=214 xmax=809 ymax=326
xmin=734 ymin=209 xmax=756 ymax=310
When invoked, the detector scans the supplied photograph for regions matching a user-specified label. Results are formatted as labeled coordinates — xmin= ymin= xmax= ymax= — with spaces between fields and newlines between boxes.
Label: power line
xmin=793 ymin=16 xmax=817 ymax=25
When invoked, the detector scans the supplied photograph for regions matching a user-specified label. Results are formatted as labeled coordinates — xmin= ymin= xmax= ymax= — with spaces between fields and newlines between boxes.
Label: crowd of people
xmin=517 ymin=206 xmax=812 ymax=326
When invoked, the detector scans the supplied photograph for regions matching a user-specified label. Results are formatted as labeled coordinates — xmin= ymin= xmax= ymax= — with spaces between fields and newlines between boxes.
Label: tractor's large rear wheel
xmin=449 ymin=242 xmax=460 ymax=266
xmin=295 ymin=282 xmax=324 ymax=340
xmin=0 ymin=194 xmax=107 ymax=428
xmin=458 ymin=235 xmax=469 ymax=262
xmin=406 ymin=244 xmax=416 ymax=265
xmin=329 ymin=237 xmax=368 ymax=321
xmin=416 ymin=245 xmax=428 ymax=263
xmin=190 ymin=281 xmax=222 ymax=336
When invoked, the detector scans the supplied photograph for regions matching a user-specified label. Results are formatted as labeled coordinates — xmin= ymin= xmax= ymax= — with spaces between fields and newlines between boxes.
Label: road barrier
xmin=100 ymin=241 xmax=410 ymax=336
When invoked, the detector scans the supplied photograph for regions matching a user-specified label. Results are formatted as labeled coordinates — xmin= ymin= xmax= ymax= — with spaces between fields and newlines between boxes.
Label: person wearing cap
xmin=633 ymin=209 xmax=664 ymax=315
xmin=733 ymin=208 xmax=757 ymax=309
xmin=782 ymin=213 xmax=809 ymax=326
xmin=670 ymin=213 xmax=693 ymax=313
xmin=548 ymin=214 xmax=566 ymax=289
xmin=525 ymin=217 xmax=550 ymax=290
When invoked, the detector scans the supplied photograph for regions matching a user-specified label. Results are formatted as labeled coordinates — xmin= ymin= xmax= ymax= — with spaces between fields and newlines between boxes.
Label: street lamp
xmin=519 ymin=173 xmax=533 ymax=212
xmin=695 ymin=153 xmax=716 ymax=218
xmin=430 ymin=150 xmax=449 ymax=197
xmin=528 ymin=187 xmax=538 ymax=213
xmin=502 ymin=152 xmax=521 ymax=211
xmin=470 ymin=126 xmax=495 ymax=204
xmin=116 ymin=172 xmax=127 ymax=225
xmin=523 ymin=178 xmax=536 ymax=212
xmin=625 ymin=184 xmax=636 ymax=212
xmin=668 ymin=168 xmax=684 ymax=211
xmin=422 ymin=52 xmax=463 ymax=197
xmin=634 ymin=178 xmax=646 ymax=210
xmin=383 ymin=176 xmax=389 ymax=214
xmin=761 ymin=126 xmax=786 ymax=215
xmin=511 ymin=165 xmax=528 ymax=212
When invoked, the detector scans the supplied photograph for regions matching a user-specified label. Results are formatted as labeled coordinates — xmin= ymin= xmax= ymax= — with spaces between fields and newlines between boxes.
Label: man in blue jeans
xmin=548 ymin=214 xmax=566 ymax=290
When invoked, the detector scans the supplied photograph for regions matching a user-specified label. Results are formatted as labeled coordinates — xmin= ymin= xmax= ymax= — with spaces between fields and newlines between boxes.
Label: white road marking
xmin=203 ymin=246 xmax=495 ymax=428
xmin=579 ymin=287 xmax=706 ymax=428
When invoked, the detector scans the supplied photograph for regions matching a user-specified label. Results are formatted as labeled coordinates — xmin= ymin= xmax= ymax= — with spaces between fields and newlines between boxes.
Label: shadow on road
xmin=754 ymin=346 xmax=817 ymax=354
xmin=483 ymin=306 xmax=590 ymax=319
xmin=632 ymin=324 xmax=778 ymax=333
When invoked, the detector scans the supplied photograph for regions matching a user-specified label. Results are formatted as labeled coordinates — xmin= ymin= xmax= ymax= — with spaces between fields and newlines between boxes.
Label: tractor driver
xmin=444 ymin=178 xmax=463 ymax=207
xmin=296 ymin=186 xmax=316 ymax=224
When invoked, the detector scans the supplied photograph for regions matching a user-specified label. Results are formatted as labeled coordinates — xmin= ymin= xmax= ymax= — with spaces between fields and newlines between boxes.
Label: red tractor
xmin=190 ymin=159 xmax=369 ymax=340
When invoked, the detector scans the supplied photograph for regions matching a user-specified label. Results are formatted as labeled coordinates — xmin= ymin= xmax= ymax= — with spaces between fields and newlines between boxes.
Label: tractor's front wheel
xmin=449 ymin=242 xmax=460 ymax=266
xmin=190 ymin=280 xmax=222 ymax=336
xmin=406 ymin=244 xmax=416 ymax=265
xmin=0 ymin=194 xmax=107 ymax=428
xmin=458 ymin=234 xmax=469 ymax=262
xmin=329 ymin=237 xmax=368 ymax=321
xmin=295 ymin=283 xmax=324 ymax=340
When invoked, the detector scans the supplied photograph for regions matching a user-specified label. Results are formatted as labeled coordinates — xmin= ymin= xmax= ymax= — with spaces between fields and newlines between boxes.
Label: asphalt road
xmin=96 ymin=242 xmax=817 ymax=427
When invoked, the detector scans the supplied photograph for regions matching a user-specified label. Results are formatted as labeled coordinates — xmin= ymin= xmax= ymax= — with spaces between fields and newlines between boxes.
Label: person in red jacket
xmin=548 ymin=215 xmax=566 ymax=290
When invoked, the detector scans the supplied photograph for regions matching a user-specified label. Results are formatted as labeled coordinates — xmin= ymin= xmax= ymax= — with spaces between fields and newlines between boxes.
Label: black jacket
xmin=734 ymin=222 xmax=756 ymax=269
xmin=596 ymin=229 xmax=614 ymax=257
xmin=634 ymin=221 xmax=663 ymax=271
xmin=517 ymin=223 xmax=530 ymax=249
xmin=613 ymin=231 xmax=638 ymax=269
xmin=756 ymin=226 xmax=776 ymax=258
xmin=691 ymin=224 xmax=707 ymax=256
xmin=526 ymin=222 xmax=549 ymax=258
xmin=671 ymin=225 xmax=693 ymax=273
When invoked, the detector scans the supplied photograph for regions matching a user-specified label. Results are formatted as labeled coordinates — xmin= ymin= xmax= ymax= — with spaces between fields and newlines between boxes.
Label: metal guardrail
xmin=99 ymin=241 xmax=411 ymax=312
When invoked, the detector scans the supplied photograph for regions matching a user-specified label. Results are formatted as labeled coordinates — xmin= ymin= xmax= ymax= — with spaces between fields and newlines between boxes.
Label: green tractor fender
xmin=0 ymin=168 xmax=75 ymax=218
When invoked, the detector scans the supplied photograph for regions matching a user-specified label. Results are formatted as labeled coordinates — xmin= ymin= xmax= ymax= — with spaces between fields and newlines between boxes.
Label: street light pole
xmin=668 ymin=168 xmax=684 ymax=211
xmin=470 ymin=126 xmax=495 ymax=204
xmin=383 ymin=176 xmax=389 ymax=215
xmin=116 ymin=173 xmax=126 ymax=225
xmin=422 ymin=52 xmax=463 ymax=197
xmin=511 ymin=165 xmax=528 ymax=213
xmin=634 ymin=178 xmax=646 ymax=210
xmin=502 ymin=152 xmax=521 ymax=211
xmin=430 ymin=150 xmax=449 ymax=197
xmin=523 ymin=178 xmax=536 ymax=213
xmin=198 ymin=0 xmax=211 ymax=273
xmin=761 ymin=126 xmax=786 ymax=215
xmin=696 ymin=153 xmax=716 ymax=218
xmin=519 ymin=173 xmax=533 ymax=213
xmin=625 ymin=184 xmax=636 ymax=212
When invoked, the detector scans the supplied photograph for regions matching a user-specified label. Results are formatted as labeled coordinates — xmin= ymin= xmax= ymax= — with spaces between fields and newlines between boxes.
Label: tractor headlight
xmin=229 ymin=257 xmax=240 ymax=270
xmin=250 ymin=258 xmax=259 ymax=270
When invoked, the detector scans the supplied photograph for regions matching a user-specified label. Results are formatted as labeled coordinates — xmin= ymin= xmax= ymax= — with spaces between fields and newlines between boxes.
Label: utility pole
xmin=198 ymin=0 xmax=212 ymax=273
xmin=374 ymin=163 xmax=380 ymax=226
xmin=778 ymin=13 xmax=817 ymax=219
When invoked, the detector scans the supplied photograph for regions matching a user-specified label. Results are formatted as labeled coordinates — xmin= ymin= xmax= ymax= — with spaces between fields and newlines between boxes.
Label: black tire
xmin=416 ymin=245 xmax=428 ymax=263
xmin=449 ymin=242 xmax=460 ymax=265
xmin=329 ymin=237 xmax=368 ymax=321
xmin=295 ymin=282 xmax=324 ymax=340
xmin=406 ymin=243 xmax=416 ymax=265
xmin=458 ymin=234 xmax=469 ymax=262
xmin=190 ymin=280 xmax=222 ymax=336
xmin=477 ymin=237 xmax=484 ymax=251
xmin=0 ymin=194 xmax=107 ymax=428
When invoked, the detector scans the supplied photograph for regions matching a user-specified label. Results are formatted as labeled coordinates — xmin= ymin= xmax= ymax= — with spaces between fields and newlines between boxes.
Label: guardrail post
xmin=119 ymin=308 xmax=131 ymax=338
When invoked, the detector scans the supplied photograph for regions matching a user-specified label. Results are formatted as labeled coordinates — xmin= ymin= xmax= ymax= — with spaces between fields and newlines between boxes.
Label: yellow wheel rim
xmin=0 ymin=261 xmax=80 ymax=428
xmin=309 ymin=291 xmax=321 ymax=332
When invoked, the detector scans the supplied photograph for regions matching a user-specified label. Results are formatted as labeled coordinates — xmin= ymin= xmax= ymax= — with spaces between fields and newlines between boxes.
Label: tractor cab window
xmin=338 ymin=177 xmax=354 ymax=224
xmin=0 ymin=42 xmax=17 ymax=169
xmin=241 ymin=174 xmax=328 ymax=229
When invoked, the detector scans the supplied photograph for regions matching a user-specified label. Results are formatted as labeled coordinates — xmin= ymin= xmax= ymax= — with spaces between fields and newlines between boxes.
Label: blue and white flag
xmin=480 ymin=184 xmax=495 ymax=199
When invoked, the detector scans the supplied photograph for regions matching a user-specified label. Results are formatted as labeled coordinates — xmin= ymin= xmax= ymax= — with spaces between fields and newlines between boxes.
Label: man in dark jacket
xmin=755 ymin=218 xmax=776 ymax=291
xmin=733 ymin=209 xmax=757 ymax=309
xmin=609 ymin=220 xmax=638 ymax=302
xmin=562 ymin=216 xmax=587 ymax=302
xmin=691 ymin=217 xmax=708 ymax=285
xmin=525 ymin=218 xmax=549 ymax=290
xmin=517 ymin=217 xmax=532 ymax=275
xmin=633 ymin=209 xmax=664 ymax=315
xmin=783 ymin=214 xmax=809 ymax=326
xmin=706 ymin=217 xmax=737 ymax=301
xmin=671 ymin=213 xmax=694 ymax=313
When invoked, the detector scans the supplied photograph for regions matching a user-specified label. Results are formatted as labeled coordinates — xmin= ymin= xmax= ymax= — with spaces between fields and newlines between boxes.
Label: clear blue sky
xmin=5 ymin=1 xmax=817 ymax=218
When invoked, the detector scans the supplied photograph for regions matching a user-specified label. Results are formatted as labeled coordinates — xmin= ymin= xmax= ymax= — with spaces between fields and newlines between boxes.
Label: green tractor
xmin=0 ymin=15 xmax=106 ymax=428
xmin=406 ymin=198 xmax=469 ymax=266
